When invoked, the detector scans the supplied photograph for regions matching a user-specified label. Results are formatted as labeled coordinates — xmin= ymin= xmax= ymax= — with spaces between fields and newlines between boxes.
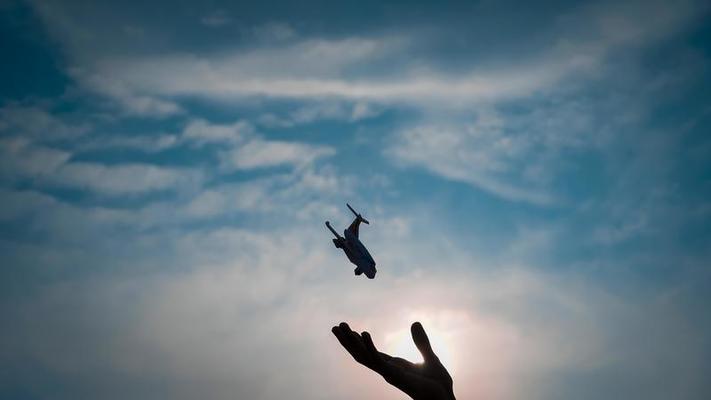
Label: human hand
xmin=331 ymin=321 xmax=455 ymax=400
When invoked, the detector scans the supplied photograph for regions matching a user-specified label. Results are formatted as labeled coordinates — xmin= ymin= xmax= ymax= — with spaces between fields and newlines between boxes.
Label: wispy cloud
xmin=71 ymin=67 xmax=183 ymax=116
xmin=0 ymin=138 xmax=201 ymax=195
xmin=220 ymin=138 xmax=335 ymax=170
xmin=179 ymin=118 xmax=336 ymax=171
xmin=0 ymin=105 xmax=91 ymax=141
xmin=75 ymin=134 xmax=179 ymax=153
xmin=388 ymin=114 xmax=557 ymax=205
xmin=258 ymin=101 xmax=379 ymax=128
xmin=0 ymin=188 xmax=57 ymax=221
xmin=0 ymin=137 xmax=71 ymax=176
xmin=182 ymin=118 xmax=252 ymax=145
xmin=51 ymin=162 xmax=201 ymax=195
xmin=37 ymin=0 xmax=697 ymax=115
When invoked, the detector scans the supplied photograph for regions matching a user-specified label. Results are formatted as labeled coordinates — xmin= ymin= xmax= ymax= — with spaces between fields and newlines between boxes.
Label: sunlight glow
xmin=383 ymin=318 xmax=455 ymax=371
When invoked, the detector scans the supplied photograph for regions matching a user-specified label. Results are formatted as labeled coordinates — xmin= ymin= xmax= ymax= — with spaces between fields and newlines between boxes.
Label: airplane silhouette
xmin=326 ymin=204 xmax=377 ymax=279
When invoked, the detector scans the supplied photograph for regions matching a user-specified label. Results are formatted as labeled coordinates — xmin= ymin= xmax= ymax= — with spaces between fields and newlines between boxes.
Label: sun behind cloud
xmin=383 ymin=313 xmax=457 ymax=373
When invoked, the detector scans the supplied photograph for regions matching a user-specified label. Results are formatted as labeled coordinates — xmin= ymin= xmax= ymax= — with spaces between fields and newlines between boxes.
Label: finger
xmin=344 ymin=324 xmax=369 ymax=353
xmin=336 ymin=323 xmax=360 ymax=350
xmin=348 ymin=329 xmax=378 ymax=367
xmin=411 ymin=322 xmax=439 ymax=364
xmin=334 ymin=323 xmax=371 ymax=366
xmin=361 ymin=331 xmax=386 ymax=370
xmin=339 ymin=322 xmax=360 ymax=347
xmin=361 ymin=331 xmax=379 ymax=356
xmin=332 ymin=324 xmax=361 ymax=360
xmin=331 ymin=324 xmax=349 ymax=347
xmin=332 ymin=325 xmax=354 ymax=353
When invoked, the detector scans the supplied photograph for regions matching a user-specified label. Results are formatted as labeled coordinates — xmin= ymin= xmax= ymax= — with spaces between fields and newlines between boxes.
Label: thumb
xmin=411 ymin=322 xmax=439 ymax=364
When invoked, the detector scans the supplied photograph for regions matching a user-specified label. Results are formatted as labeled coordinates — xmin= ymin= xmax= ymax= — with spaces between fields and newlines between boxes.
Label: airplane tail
xmin=346 ymin=203 xmax=369 ymax=224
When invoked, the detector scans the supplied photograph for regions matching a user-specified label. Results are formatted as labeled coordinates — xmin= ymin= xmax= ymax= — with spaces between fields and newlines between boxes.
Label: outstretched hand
xmin=331 ymin=322 xmax=455 ymax=400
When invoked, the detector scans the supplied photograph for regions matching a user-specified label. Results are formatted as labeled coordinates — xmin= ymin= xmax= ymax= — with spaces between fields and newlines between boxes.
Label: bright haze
xmin=1 ymin=1 xmax=710 ymax=399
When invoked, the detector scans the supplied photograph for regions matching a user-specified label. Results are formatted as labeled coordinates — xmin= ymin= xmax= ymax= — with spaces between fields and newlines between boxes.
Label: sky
xmin=1 ymin=0 xmax=710 ymax=399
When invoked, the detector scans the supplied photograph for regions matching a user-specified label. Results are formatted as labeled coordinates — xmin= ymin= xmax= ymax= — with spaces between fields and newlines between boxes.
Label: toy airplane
xmin=326 ymin=204 xmax=377 ymax=279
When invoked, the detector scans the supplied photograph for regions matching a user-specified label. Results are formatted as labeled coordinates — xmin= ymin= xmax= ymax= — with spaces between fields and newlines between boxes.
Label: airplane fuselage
xmin=343 ymin=229 xmax=377 ymax=279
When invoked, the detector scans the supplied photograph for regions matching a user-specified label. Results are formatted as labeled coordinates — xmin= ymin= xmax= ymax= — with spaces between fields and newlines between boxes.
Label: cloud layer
xmin=1 ymin=1 xmax=710 ymax=400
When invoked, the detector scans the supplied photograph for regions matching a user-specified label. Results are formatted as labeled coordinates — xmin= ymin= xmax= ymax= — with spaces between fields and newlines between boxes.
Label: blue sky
xmin=1 ymin=0 xmax=710 ymax=399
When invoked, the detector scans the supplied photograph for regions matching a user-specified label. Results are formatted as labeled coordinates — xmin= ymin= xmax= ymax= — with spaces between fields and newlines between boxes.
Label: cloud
xmin=388 ymin=118 xmax=556 ymax=206
xmin=3 ymin=2 xmax=709 ymax=400
xmin=34 ymin=0 xmax=698 ymax=114
xmin=51 ymin=162 xmax=201 ymax=195
xmin=182 ymin=118 xmax=252 ymax=145
xmin=2 ymin=221 xmax=709 ymax=400
xmin=180 ymin=179 xmax=282 ymax=218
xmin=178 ymin=118 xmax=336 ymax=171
xmin=220 ymin=138 xmax=335 ymax=170
xmin=0 ymin=137 xmax=71 ymax=176
xmin=70 ymin=67 xmax=183 ymax=117
xmin=0 ymin=159 xmax=353 ymax=245
xmin=0 ymin=105 xmax=178 ymax=155
xmin=384 ymin=69 xmax=658 ymax=206
xmin=258 ymin=101 xmax=380 ymax=127
xmin=75 ymin=134 xmax=179 ymax=153
xmin=0 ymin=188 xmax=57 ymax=221
xmin=0 ymin=105 xmax=91 ymax=141
xmin=0 ymin=137 xmax=201 ymax=195
xmin=182 ymin=167 xmax=347 ymax=219
xmin=61 ymin=35 xmax=405 ymax=117
xmin=76 ymin=53 xmax=557 ymax=106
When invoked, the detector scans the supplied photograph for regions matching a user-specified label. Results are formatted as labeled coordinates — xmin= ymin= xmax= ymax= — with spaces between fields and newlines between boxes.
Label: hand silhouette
xmin=331 ymin=321 xmax=455 ymax=400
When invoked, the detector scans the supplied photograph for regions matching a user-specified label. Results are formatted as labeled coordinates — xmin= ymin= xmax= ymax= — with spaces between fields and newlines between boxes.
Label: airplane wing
xmin=347 ymin=203 xmax=369 ymax=224
xmin=325 ymin=221 xmax=342 ymax=239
